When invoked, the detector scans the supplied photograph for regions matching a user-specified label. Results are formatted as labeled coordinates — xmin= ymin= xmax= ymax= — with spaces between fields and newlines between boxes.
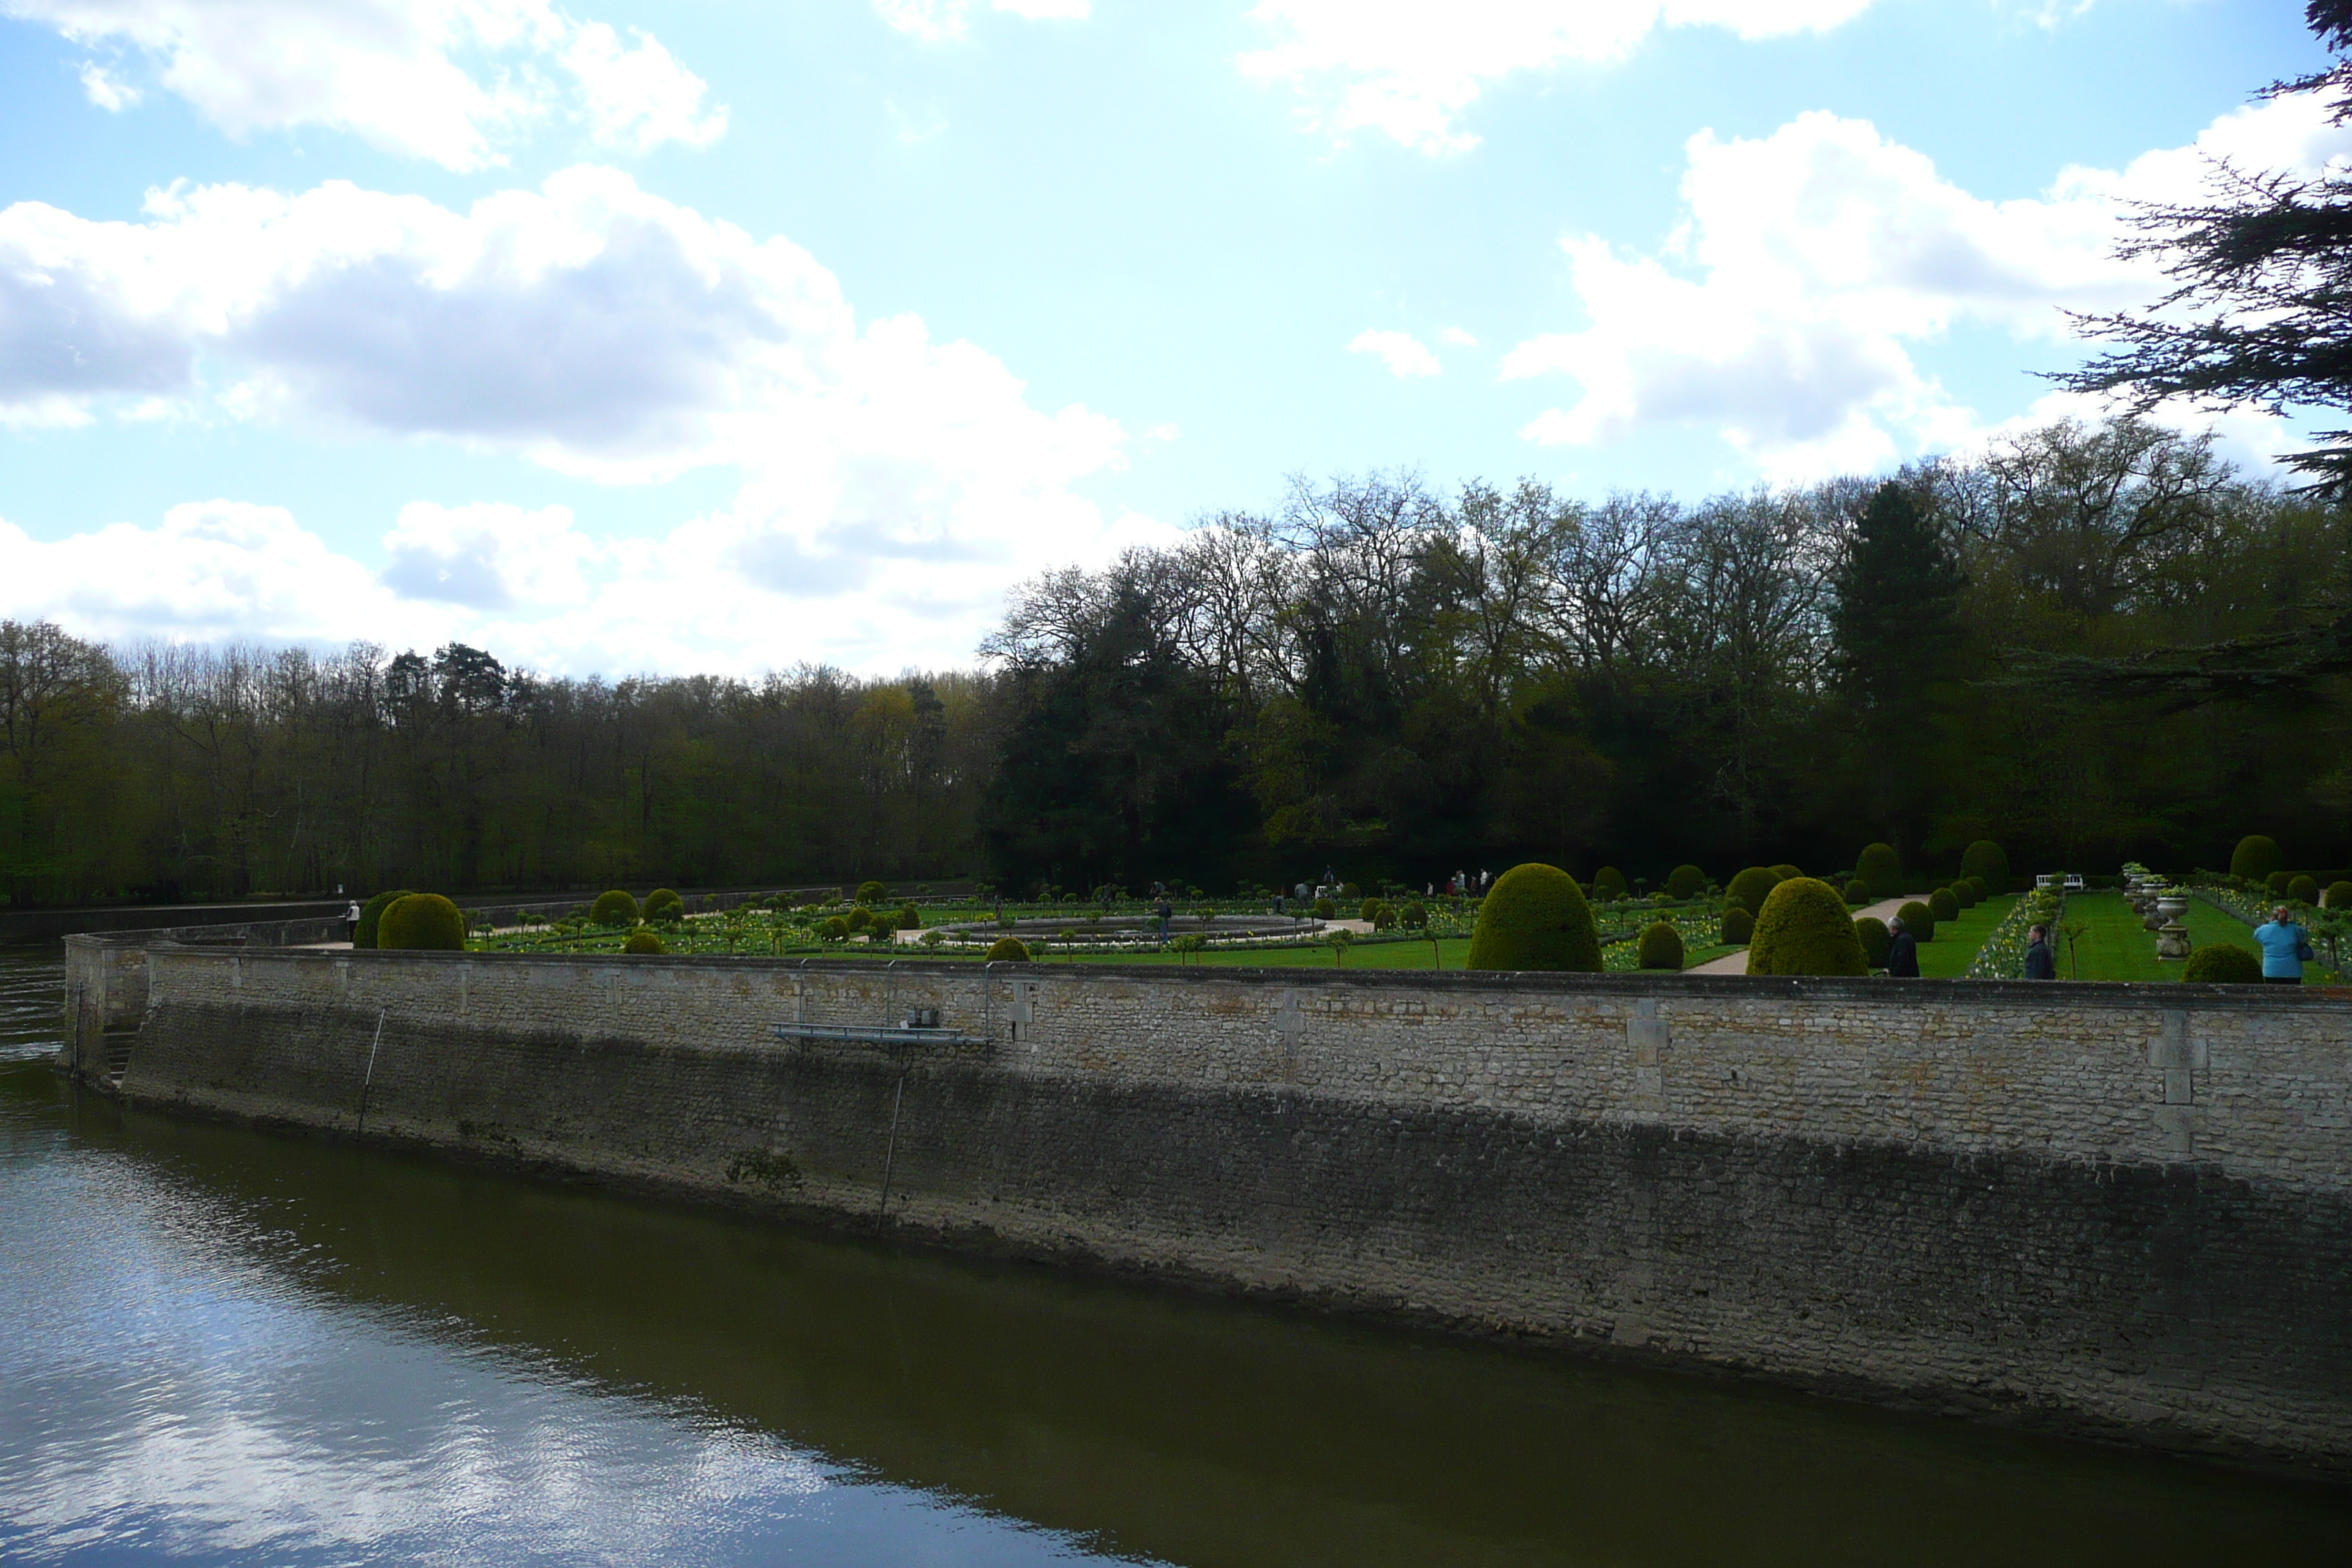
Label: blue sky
xmin=0 ymin=1 xmax=2334 ymax=674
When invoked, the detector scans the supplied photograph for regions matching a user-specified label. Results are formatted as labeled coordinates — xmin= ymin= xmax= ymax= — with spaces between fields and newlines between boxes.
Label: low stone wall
xmin=57 ymin=939 xmax=2352 ymax=1472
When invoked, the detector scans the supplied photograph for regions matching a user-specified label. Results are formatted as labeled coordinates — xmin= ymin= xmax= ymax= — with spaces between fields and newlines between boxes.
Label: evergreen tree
xmin=1830 ymin=482 xmax=1967 ymax=853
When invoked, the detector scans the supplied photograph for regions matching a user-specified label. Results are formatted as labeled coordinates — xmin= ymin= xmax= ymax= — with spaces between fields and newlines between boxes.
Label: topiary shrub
xmin=1666 ymin=864 xmax=1706 ymax=900
xmin=2182 ymin=943 xmax=2262 ymax=984
xmin=1856 ymin=843 xmax=1904 ymax=900
xmin=2230 ymin=835 xmax=2284 ymax=884
xmin=1591 ymin=866 xmax=1629 ymax=901
xmin=1929 ymin=888 xmax=1959 ymax=922
xmin=2266 ymin=870 xmax=2294 ymax=897
xmin=1768 ymin=862 xmax=1802 ymax=883
xmin=1843 ymin=879 xmax=1869 ymax=905
xmin=1950 ymin=881 xmax=1979 ymax=909
xmin=897 ymin=904 xmax=923 ymax=930
xmin=845 ymin=906 xmax=873 ymax=932
xmin=854 ymin=879 xmax=889 ymax=905
xmin=1466 ymin=863 xmax=1602 ymax=973
xmin=1959 ymin=840 xmax=2009 ymax=892
xmin=1360 ymin=896 xmax=1384 ymax=923
xmin=380 ymin=892 xmax=466 ymax=951
xmin=647 ymin=900 xmax=684 ymax=924
xmin=2289 ymin=875 xmax=2319 ymax=905
xmin=1746 ymin=878 xmax=1868 ymax=976
xmin=985 ymin=935 xmax=1031 ymax=962
xmin=1725 ymin=866 xmax=1781 ymax=915
xmin=1368 ymin=900 xmax=1397 ymax=930
xmin=353 ymin=889 xmax=412 ymax=949
xmin=821 ymin=916 xmax=850 ymax=941
xmin=1896 ymin=900 xmax=1936 ymax=943
xmin=1854 ymin=915 xmax=1891 ymax=969
xmin=622 ymin=929 xmax=666 ymax=955
xmin=1401 ymin=900 xmax=1428 ymax=928
xmin=2329 ymin=881 xmax=2352 ymax=910
xmin=1722 ymin=905 xmax=1754 ymax=945
xmin=1313 ymin=897 xmax=1337 ymax=919
xmin=1341 ymin=882 xmax=1361 ymax=899
xmin=590 ymin=889 xmax=638 ymax=927
xmin=644 ymin=888 xmax=683 ymax=919
xmin=1637 ymin=920 xmax=1684 ymax=970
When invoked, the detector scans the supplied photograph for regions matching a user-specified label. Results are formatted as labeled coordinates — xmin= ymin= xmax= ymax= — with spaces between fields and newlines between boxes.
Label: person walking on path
xmin=343 ymin=900 xmax=362 ymax=942
xmin=1885 ymin=916 xmax=1920 ymax=978
xmin=1153 ymin=894 xmax=1173 ymax=946
xmin=2254 ymin=905 xmax=2315 ymax=984
xmin=2024 ymin=923 xmax=2057 ymax=979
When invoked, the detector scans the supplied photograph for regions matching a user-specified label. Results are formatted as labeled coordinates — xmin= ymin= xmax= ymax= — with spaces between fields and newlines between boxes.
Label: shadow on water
xmin=1 ymin=945 xmax=2348 ymax=1565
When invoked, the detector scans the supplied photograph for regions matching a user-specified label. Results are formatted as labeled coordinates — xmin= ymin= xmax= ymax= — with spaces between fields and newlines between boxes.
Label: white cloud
xmin=1439 ymin=326 xmax=1477 ymax=347
xmin=0 ymin=167 xmax=1164 ymax=671
xmin=77 ymin=59 xmax=139 ymax=109
xmin=872 ymin=0 xmax=1087 ymax=45
xmin=1348 ymin=328 xmax=1441 ymax=377
xmin=1242 ymin=0 xmax=1879 ymax=154
xmin=4 ymin=0 xmax=725 ymax=169
xmin=1500 ymin=95 xmax=2352 ymax=483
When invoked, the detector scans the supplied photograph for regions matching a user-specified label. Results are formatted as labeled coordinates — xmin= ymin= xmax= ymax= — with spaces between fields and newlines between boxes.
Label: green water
xmin=1 ymin=948 xmax=2347 ymax=1565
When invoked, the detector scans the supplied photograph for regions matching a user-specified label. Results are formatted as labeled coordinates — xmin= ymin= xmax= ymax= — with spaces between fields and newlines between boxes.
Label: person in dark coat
xmin=2024 ymin=923 xmax=2057 ymax=979
xmin=1885 ymin=916 xmax=1921 ymax=978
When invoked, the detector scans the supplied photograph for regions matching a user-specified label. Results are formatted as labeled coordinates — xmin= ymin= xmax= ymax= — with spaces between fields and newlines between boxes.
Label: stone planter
xmin=2157 ymin=920 xmax=2193 ymax=961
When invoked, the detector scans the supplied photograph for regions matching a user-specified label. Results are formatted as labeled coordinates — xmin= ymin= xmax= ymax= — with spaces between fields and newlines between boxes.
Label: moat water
xmin=1 ymin=946 xmax=2348 ymax=1565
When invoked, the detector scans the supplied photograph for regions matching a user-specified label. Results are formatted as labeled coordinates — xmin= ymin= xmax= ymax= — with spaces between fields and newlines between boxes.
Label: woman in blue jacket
xmin=2253 ymin=905 xmax=2315 ymax=984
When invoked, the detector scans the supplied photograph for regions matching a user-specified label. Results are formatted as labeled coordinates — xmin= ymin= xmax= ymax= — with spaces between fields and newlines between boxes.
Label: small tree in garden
xmin=2231 ymin=836 xmax=2285 ymax=883
xmin=856 ymin=879 xmax=889 ymax=904
xmin=1853 ymin=916 xmax=1891 ymax=969
xmin=1466 ymin=863 xmax=1602 ymax=972
xmin=590 ymin=889 xmax=638 ymax=927
xmin=821 ymin=916 xmax=850 ymax=941
xmin=1329 ymin=928 xmax=1354 ymax=966
xmin=1747 ymin=879 xmax=1869 ymax=976
xmin=1857 ymin=843 xmax=1904 ymax=900
xmin=1401 ymin=900 xmax=1428 ymax=927
xmin=1666 ymin=864 xmax=1707 ymax=900
xmin=1637 ymin=921 xmax=1684 ymax=970
xmin=1897 ymin=900 xmax=1937 ymax=941
xmin=644 ymin=889 xmax=683 ymax=921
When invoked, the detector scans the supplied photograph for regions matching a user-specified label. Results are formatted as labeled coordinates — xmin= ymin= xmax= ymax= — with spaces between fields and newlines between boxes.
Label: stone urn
xmin=2157 ymin=919 xmax=2193 ymax=961
xmin=2142 ymin=886 xmax=2171 ymax=931
xmin=2157 ymin=893 xmax=2188 ymax=924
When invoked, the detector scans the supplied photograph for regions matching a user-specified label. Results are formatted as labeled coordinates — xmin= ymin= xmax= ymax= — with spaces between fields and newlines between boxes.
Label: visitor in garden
xmin=2253 ymin=905 xmax=2314 ymax=985
xmin=1886 ymin=916 xmax=1921 ymax=978
xmin=343 ymin=900 xmax=361 ymax=941
xmin=1153 ymin=894 xmax=1173 ymax=944
xmin=2024 ymin=924 xmax=2057 ymax=980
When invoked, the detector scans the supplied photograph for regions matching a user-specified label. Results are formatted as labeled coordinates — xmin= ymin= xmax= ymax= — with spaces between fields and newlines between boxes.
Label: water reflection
xmin=1 ymin=947 xmax=2347 ymax=1564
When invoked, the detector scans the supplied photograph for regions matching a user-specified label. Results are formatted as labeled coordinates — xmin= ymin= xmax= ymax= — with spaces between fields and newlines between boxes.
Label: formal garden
xmin=337 ymin=834 xmax=2346 ymax=986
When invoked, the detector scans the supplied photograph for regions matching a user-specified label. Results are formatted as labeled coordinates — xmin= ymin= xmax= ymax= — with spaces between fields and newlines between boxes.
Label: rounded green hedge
xmin=821 ymin=916 xmax=850 ymax=941
xmin=1854 ymin=915 xmax=1891 ymax=969
xmin=1359 ymin=896 xmax=1384 ymax=923
xmin=897 ymin=904 xmax=923 ymax=930
xmin=1959 ymin=840 xmax=2008 ymax=891
xmin=1929 ymin=888 xmax=1959 ymax=922
xmin=1401 ymin=900 xmax=1428 ymax=928
xmin=2183 ymin=943 xmax=2262 ymax=983
xmin=1722 ymin=905 xmax=1754 ymax=945
xmin=846 ymin=907 xmax=874 ymax=932
xmin=644 ymin=888 xmax=683 ymax=917
xmin=2329 ymin=881 xmax=2352 ymax=910
xmin=985 ymin=935 xmax=1031 ymax=962
xmin=1896 ymin=900 xmax=1937 ymax=942
xmin=1842 ymin=879 xmax=1869 ymax=905
xmin=380 ymin=892 xmax=466 ymax=951
xmin=1768 ymin=862 xmax=1802 ymax=883
xmin=1466 ymin=863 xmax=1602 ymax=973
xmin=1949 ymin=881 xmax=1978 ymax=910
xmin=1856 ymin=843 xmax=1903 ymax=900
xmin=1591 ymin=866 xmax=1629 ymax=901
xmin=1725 ymin=866 xmax=1782 ymax=914
xmin=2266 ymin=870 xmax=2294 ymax=897
xmin=856 ymin=879 xmax=889 ymax=905
xmin=2289 ymin=875 xmax=2319 ymax=905
xmin=1746 ymin=878 xmax=1867 ymax=976
xmin=622 ymin=929 xmax=666 ymax=955
xmin=1637 ymin=921 xmax=1684 ymax=970
xmin=353 ymin=889 xmax=412 ymax=949
xmin=2230 ymin=836 xmax=2285 ymax=883
xmin=590 ymin=889 xmax=638 ymax=927
xmin=1313 ymin=897 xmax=1338 ymax=919
xmin=1666 ymin=864 xmax=1707 ymax=900
xmin=1962 ymin=875 xmax=1989 ymax=902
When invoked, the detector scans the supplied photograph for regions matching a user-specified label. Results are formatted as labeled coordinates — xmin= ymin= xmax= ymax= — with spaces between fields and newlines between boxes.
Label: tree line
xmin=1 ymin=413 xmax=2345 ymax=908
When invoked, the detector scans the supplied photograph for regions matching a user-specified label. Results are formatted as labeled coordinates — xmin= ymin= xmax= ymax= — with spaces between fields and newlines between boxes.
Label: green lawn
xmin=2052 ymin=891 xmax=2295 ymax=982
xmin=1910 ymin=894 xmax=2020 ymax=978
xmin=739 ymin=934 xmax=1741 ymax=973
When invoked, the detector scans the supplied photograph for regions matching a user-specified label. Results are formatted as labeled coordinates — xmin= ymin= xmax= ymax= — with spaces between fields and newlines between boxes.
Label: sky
xmin=0 ymin=0 xmax=2339 ymax=677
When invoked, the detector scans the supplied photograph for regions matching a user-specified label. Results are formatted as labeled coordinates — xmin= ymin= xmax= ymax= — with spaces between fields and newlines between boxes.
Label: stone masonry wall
xmin=61 ymin=941 xmax=2352 ymax=1471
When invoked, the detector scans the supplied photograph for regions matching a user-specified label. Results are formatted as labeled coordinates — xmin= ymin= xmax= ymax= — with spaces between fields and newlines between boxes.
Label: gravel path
xmin=1684 ymin=894 xmax=1929 ymax=976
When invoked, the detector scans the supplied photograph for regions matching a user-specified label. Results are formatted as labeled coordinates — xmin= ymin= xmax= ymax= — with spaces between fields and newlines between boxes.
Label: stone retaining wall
xmin=57 ymin=940 xmax=2352 ymax=1472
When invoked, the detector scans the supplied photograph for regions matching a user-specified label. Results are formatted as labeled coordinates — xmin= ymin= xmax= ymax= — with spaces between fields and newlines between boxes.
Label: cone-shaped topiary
xmin=590 ymin=889 xmax=638 ymax=927
xmin=2289 ymin=875 xmax=2319 ymax=904
xmin=622 ymin=929 xmax=666 ymax=955
xmin=2230 ymin=836 xmax=2284 ymax=883
xmin=1854 ymin=916 xmax=1891 ymax=969
xmin=1666 ymin=864 xmax=1707 ymax=900
xmin=1746 ymin=878 xmax=1868 ymax=976
xmin=1896 ymin=900 xmax=1936 ymax=942
xmin=353 ymin=889 xmax=412 ymax=949
xmin=1959 ymin=840 xmax=2008 ymax=891
xmin=2329 ymin=881 xmax=2352 ymax=909
xmin=645 ymin=888 xmax=683 ymax=918
xmin=985 ymin=935 xmax=1031 ymax=962
xmin=856 ymin=879 xmax=889 ymax=905
xmin=1466 ymin=863 xmax=1602 ymax=972
xmin=1843 ymin=879 xmax=1869 ymax=905
xmin=1929 ymin=888 xmax=1959 ymax=922
xmin=380 ymin=892 xmax=466 ymax=951
xmin=2183 ymin=943 xmax=2262 ymax=983
xmin=1725 ymin=866 xmax=1781 ymax=915
xmin=1637 ymin=920 xmax=1684 ymax=970
xmin=1591 ymin=866 xmax=1629 ymax=901
xmin=1722 ymin=905 xmax=1754 ymax=944
xmin=1857 ymin=843 xmax=1904 ymax=900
